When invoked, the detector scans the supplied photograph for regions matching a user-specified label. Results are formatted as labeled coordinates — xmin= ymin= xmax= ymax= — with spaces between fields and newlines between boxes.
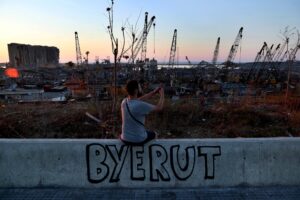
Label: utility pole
xmin=85 ymin=51 xmax=89 ymax=65
xmin=153 ymin=23 xmax=156 ymax=59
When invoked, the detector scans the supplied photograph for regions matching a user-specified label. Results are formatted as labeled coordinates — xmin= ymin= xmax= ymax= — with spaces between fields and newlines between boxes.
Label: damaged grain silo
xmin=8 ymin=43 xmax=59 ymax=68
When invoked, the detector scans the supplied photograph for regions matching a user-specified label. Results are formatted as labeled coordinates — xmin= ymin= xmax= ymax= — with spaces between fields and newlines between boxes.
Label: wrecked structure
xmin=8 ymin=43 xmax=59 ymax=68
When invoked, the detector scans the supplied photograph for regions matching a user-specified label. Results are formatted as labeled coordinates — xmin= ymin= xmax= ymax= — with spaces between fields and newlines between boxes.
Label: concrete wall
xmin=0 ymin=138 xmax=299 ymax=188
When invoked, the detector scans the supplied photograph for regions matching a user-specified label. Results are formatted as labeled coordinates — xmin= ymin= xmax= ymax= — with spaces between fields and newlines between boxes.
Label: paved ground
xmin=0 ymin=187 xmax=300 ymax=200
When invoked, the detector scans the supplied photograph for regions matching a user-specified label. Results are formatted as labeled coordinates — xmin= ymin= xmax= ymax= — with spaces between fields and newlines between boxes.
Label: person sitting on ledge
xmin=120 ymin=80 xmax=164 ymax=145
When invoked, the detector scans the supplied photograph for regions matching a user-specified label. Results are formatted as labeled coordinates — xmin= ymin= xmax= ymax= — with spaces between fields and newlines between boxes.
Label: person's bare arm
xmin=153 ymin=88 xmax=164 ymax=112
xmin=138 ymin=87 xmax=160 ymax=101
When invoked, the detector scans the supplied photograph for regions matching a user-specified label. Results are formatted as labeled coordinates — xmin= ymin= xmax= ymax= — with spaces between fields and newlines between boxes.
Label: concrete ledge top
xmin=0 ymin=137 xmax=299 ymax=143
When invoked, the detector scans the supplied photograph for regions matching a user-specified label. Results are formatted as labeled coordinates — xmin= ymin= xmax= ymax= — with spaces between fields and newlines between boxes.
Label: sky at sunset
xmin=0 ymin=0 xmax=299 ymax=64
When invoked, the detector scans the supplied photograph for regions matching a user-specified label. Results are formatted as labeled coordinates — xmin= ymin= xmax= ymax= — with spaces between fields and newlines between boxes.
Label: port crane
xmin=185 ymin=56 xmax=192 ymax=65
xmin=254 ymin=44 xmax=274 ymax=82
xmin=256 ymin=43 xmax=286 ymax=83
xmin=169 ymin=29 xmax=177 ymax=68
xmin=273 ymin=38 xmax=289 ymax=62
xmin=218 ymin=28 xmax=242 ymax=82
xmin=270 ymin=44 xmax=281 ymax=60
xmin=141 ymin=12 xmax=149 ymax=62
xmin=127 ymin=13 xmax=155 ymax=63
xmin=264 ymin=44 xmax=281 ymax=81
xmin=212 ymin=37 xmax=220 ymax=66
xmin=75 ymin=32 xmax=83 ymax=66
xmin=267 ymin=37 xmax=290 ymax=80
xmin=225 ymin=27 xmax=243 ymax=68
xmin=246 ymin=42 xmax=268 ymax=82
xmin=168 ymin=29 xmax=177 ymax=87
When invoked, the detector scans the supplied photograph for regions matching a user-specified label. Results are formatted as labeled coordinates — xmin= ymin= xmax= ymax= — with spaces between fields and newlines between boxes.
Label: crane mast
xmin=226 ymin=27 xmax=243 ymax=66
xmin=169 ymin=29 xmax=177 ymax=68
xmin=75 ymin=31 xmax=82 ymax=66
xmin=141 ymin=12 xmax=148 ymax=61
xmin=212 ymin=37 xmax=220 ymax=66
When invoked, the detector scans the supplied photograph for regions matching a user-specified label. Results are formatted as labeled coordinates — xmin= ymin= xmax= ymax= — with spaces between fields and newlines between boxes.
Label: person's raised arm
xmin=153 ymin=87 xmax=164 ymax=112
xmin=138 ymin=87 xmax=161 ymax=101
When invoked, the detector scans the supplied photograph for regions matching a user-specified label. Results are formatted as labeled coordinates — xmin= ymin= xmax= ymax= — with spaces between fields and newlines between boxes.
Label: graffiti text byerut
xmin=86 ymin=143 xmax=221 ymax=183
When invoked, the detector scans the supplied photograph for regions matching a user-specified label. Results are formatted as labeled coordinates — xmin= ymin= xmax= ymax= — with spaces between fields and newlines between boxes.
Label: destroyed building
xmin=8 ymin=43 xmax=59 ymax=68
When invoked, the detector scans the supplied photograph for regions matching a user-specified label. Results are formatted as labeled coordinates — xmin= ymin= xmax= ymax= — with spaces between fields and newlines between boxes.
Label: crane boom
xmin=270 ymin=44 xmax=281 ymax=61
xmin=212 ymin=37 xmax=220 ymax=66
xmin=246 ymin=42 xmax=267 ymax=81
xmin=226 ymin=27 xmax=243 ymax=66
xmin=141 ymin=12 xmax=148 ymax=61
xmin=129 ymin=15 xmax=155 ymax=63
xmin=267 ymin=44 xmax=281 ymax=71
xmin=75 ymin=31 xmax=82 ymax=66
xmin=273 ymin=38 xmax=289 ymax=62
xmin=255 ymin=44 xmax=274 ymax=82
xmin=169 ymin=29 xmax=177 ymax=68
xmin=255 ymin=42 xmax=268 ymax=62
xmin=185 ymin=56 xmax=192 ymax=65
xmin=269 ymin=34 xmax=299 ymax=81
xmin=261 ymin=44 xmax=281 ymax=80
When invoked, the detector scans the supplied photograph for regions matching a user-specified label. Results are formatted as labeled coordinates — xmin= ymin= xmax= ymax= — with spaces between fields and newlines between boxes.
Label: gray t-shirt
xmin=121 ymin=98 xmax=155 ymax=142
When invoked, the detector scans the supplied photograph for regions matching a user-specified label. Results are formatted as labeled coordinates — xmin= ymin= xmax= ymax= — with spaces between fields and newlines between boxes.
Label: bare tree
xmin=105 ymin=1 xmax=151 ymax=133
xmin=106 ymin=0 xmax=120 ymax=134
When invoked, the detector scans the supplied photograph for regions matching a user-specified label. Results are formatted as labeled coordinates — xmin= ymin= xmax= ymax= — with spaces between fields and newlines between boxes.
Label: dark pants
xmin=120 ymin=131 xmax=156 ymax=146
